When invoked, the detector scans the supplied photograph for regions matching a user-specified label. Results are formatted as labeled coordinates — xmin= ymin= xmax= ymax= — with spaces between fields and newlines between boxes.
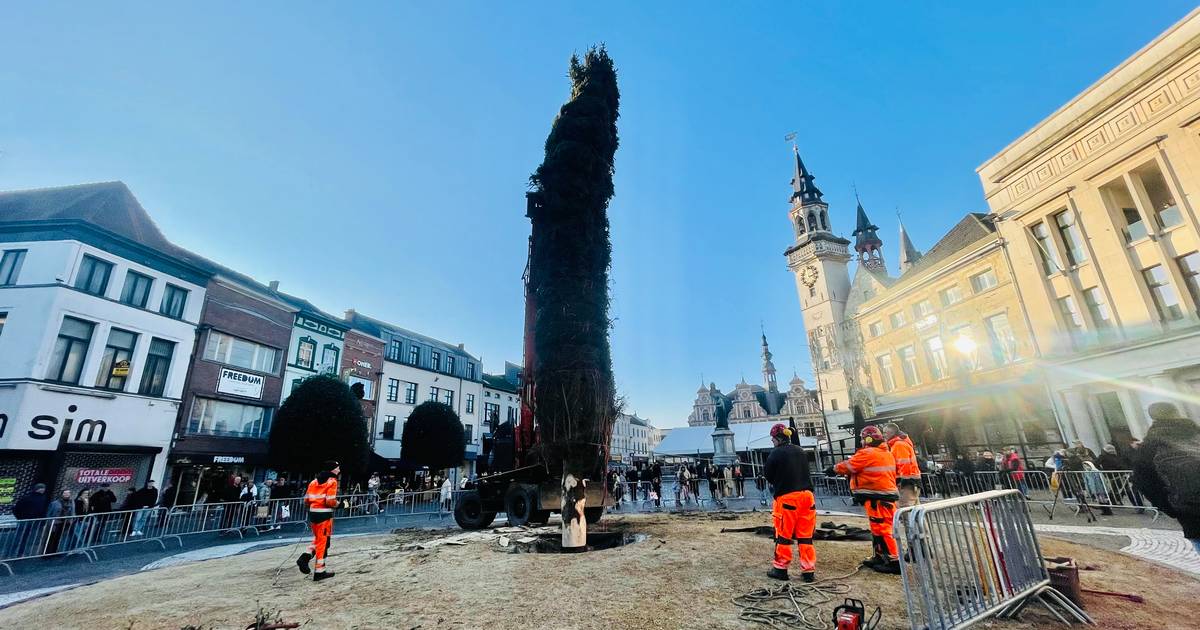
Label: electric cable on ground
xmin=733 ymin=566 xmax=863 ymax=630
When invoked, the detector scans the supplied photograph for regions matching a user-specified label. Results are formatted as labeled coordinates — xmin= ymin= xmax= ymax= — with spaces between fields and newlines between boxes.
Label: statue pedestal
xmin=711 ymin=428 xmax=737 ymax=466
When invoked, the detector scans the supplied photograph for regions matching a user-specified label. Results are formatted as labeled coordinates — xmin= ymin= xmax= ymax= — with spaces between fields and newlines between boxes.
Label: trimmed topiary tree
xmin=528 ymin=45 xmax=620 ymax=550
xmin=400 ymin=401 xmax=466 ymax=470
xmin=269 ymin=374 xmax=370 ymax=478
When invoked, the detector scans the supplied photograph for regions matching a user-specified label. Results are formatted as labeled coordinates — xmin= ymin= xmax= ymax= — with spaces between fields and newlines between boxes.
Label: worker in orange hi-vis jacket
xmin=882 ymin=423 xmax=922 ymax=508
xmin=297 ymin=460 xmax=348 ymax=581
xmin=829 ymin=426 xmax=901 ymax=575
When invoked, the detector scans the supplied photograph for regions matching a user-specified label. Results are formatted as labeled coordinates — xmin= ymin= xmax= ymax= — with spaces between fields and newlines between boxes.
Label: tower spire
xmin=851 ymin=191 xmax=886 ymax=273
xmin=790 ymin=145 xmax=824 ymax=206
xmin=898 ymin=210 xmax=923 ymax=274
xmin=761 ymin=326 xmax=778 ymax=393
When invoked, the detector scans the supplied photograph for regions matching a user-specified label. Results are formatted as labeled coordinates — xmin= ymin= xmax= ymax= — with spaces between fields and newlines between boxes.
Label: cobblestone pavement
xmin=1034 ymin=523 xmax=1200 ymax=577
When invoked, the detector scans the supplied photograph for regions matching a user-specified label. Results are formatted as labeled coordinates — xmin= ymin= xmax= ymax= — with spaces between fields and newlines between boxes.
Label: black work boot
xmin=800 ymin=572 xmax=816 ymax=583
xmin=767 ymin=567 xmax=789 ymax=581
xmin=296 ymin=552 xmax=312 ymax=575
xmin=872 ymin=558 xmax=902 ymax=575
xmin=861 ymin=554 xmax=883 ymax=569
xmin=313 ymin=571 xmax=336 ymax=582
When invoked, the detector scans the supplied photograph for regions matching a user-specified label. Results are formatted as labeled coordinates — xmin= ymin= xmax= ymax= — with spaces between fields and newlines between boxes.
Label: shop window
xmin=1030 ymin=223 xmax=1062 ymax=275
xmin=120 ymin=271 xmax=153 ymax=308
xmin=188 ymin=397 xmax=272 ymax=438
xmin=1053 ymin=210 xmax=1088 ymax=266
xmin=74 ymin=255 xmax=113 ymax=296
xmin=48 ymin=316 xmax=95 ymax=384
xmin=96 ymin=328 xmax=138 ymax=391
xmin=159 ymin=284 xmax=189 ymax=319
xmin=0 ymin=249 xmax=26 ymax=286
xmin=1132 ymin=161 xmax=1183 ymax=230
xmin=138 ymin=337 xmax=175 ymax=397
xmin=1143 ymin=264 xmax=1184 ymax=322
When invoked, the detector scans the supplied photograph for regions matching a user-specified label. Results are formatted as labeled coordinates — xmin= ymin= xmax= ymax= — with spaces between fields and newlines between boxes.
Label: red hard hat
xmin=770 ymin=423 xmax=790 ymax=439
xmin=861 ymin=426 xmax=884 ymax=443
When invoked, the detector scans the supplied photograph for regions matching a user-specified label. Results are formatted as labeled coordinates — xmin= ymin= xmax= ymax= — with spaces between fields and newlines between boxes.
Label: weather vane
xmin=784 ymin=131 xmax=798 ymax=151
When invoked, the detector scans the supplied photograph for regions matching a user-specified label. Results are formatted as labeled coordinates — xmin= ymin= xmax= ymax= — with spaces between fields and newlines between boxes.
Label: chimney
xmin=268 ymin=280 xmax=280 ymax=292
xmin=345 ymin=308 xmax=356 ymax=320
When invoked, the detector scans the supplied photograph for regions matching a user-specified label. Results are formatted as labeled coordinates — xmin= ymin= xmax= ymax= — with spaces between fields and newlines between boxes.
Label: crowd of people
xmin=606 ymin=459 xmax=762 ymax=511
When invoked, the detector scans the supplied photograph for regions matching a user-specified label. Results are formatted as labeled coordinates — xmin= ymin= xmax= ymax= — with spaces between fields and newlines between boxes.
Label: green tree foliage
xmin=269 ymin=375 xmax=369 ymax=477
xmin=528 ymin=46 xmax=620 ymax=479
xmin=400 ymin=401 xmax=466 ymax=470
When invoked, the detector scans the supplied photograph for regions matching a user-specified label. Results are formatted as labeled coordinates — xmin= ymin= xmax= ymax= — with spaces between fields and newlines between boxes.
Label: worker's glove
xmin=823 ymin=466 xmax=836 ymax=477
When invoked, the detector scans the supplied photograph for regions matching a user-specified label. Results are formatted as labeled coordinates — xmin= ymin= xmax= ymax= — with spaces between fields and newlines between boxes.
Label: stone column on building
xmin=1059 ymin=388 xmax=1103 ymax=450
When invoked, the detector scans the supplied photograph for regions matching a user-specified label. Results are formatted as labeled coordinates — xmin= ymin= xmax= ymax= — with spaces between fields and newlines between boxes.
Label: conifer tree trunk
xmin=528 ymin=47 xmax=620 ymax=551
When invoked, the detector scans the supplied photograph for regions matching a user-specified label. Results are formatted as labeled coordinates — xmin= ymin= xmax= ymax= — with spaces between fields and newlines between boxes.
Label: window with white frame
xmin=924 ymin=336 xmax=948 ymax=380
xmin=1133 ymin=160 xmax=1183 ymax=230
xmin=74 ymin=255 xmax=112 ymax=296
xmin=296 ymin=337 xmax=316 ymax=369
xmin=120 ymin=271 xmax=154 ymax=308
xmin=875 ymin=354 xmax=895 ymax=392
xmin=203 ymin=331 xmax=279 ymax=373
xmin=867 ymin=320 xmax=883 ymax=338
xmin=984 ymin=313 xmax=1020 ymax=365
xmin=889 ymin=311 xmax=907 ymax=328
xmin=1054 ymin=210 xmax=1088 ymax=266
xmin=1176 ymin=252 xmax=1200 ymax=312
xmin=897 ymin=345 xmax=919 ymax=387
xmin=0 ymin=249 xmax=26 ymax=286
xmin=138 ymin=338 xmax=175 ymax=397
xmin=1083 ymin=287 xmax=1114 ymax=335
xmin=939 ymin=284 xmax=963 ymax=307
xmin=1057 ymin=295 xmax=1086 ymax=347
xmin=188 ymin=397 xmax=272 ymax=438
xmin=913 ymin=300 xmax=935 ymax=318
xmin=48 ymin=316 xmax=95 ymax=384
xmin=1143 ymin=264 xmax=1184 ymax=321
xmin=950 ymin=325 xmax=979 ymax=372
xmin=969 ymin=269 xmax=998 ymax=294
xmin=320 ymin=343 xmax=339 ymax=373
xmin=96 ymin=328 xmax=138 ymax=391
xmin=159 ymin=284 xmax=188 ymax=319
xmin=1030 ymin=222 xmax=1063 ymax=275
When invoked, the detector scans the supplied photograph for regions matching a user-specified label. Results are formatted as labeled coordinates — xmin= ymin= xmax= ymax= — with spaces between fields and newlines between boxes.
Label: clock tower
xmin=783 ymin=147 xmax=853 ymax=416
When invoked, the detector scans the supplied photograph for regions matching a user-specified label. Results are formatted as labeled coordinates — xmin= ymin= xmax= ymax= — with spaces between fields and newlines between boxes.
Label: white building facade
xmin=610 ymin=413 xmax=655 ymax=464
xmin=0 ymin=182 xmax=208 ymax=509
xmin=346 ymin=311 xmax=484 ymax=470
xmin=277 ymin=292 xmax=348 ymax=402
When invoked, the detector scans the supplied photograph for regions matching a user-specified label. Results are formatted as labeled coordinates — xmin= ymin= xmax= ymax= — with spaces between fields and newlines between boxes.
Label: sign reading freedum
xmin=217 ymin=368 xmax=265 ymax=399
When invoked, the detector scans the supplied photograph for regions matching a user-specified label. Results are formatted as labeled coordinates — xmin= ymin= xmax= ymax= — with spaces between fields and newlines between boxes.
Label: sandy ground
xmin=0 ymin=511 xmax=1193 ymax=630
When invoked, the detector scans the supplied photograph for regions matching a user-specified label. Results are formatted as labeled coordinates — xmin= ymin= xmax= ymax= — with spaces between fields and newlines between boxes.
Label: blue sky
xmin=2 ymin=3 xmax=1195 ymax=428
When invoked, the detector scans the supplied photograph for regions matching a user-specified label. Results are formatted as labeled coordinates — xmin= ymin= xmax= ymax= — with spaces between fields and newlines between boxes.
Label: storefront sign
xmin=217 ymin=368 xmax=264 ymax=399
xmin=354 ymin=359 xmax=372 ymax=369
xmin=111 ymin=359 xmax=131 ymax=377
xmin=73 ymin=467 xmax=135 ymax=484
xmin=0 ymin=478 xmax=15 ymax=505
xmin=212 ymin=455 xmax=245 ymax=464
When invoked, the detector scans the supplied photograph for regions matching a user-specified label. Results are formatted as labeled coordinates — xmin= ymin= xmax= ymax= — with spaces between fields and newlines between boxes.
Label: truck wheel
xmin=454 ymin=491 xmax=495 ymax=530
xmin=505 ymin=486 xmax=535 ymax=527
xmin=584 ymin=506 xmax=603 ymax=524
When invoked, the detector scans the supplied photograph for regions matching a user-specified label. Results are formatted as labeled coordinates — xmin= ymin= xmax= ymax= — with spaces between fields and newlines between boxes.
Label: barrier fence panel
xmin=896 ymin=489 xmax=1092 ymax=630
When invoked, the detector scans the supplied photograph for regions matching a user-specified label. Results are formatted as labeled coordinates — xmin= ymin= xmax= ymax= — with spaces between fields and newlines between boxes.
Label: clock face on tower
xmin=800 ymin=265 xmax=820 ymax=287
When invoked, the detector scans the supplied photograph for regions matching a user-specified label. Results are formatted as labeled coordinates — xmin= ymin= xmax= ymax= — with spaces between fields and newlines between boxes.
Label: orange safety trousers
xmin=772 ymin=490 xmax=816 ymax=572
xmin=864 ymin=499 xmax=898 ymax=560
xmin=308 ymin=519 xmax=333 ymax=572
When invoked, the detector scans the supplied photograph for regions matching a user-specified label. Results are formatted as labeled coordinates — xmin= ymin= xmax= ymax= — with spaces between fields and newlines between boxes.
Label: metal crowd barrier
xmin=896 ymin=489 xmax=1092 ymax=630
xmin=0 ymin=489 xmax=466 ymax=576
xmin=1038 ymin=470 xmax=1157 ymax=522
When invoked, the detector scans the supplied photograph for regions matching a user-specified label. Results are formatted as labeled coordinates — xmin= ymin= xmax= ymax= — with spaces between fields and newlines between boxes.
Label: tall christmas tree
xmin=528 ymin=46 xmax=620 ymax=549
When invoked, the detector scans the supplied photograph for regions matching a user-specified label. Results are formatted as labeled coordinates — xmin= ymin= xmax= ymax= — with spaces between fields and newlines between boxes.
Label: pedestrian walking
xmin=882 ymin=423 xmax=921 ymax=507
xmin=830 ymin=426 xmax=901 ymax=574
xmin=765 ymin=423 xmax=816 ymax=583
xmin=1001 ymin=448 xmax=1028 ymax=497
xmin=297 ymin=460 xmax=345 ymax=581
xmin=1132 ymin=402 xmax=1200 ymax=553
xmin=13 ymin=482 xmax=50 ymax=556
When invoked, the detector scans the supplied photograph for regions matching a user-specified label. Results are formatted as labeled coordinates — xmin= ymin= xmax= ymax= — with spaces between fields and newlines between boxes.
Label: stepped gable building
xmin=979 ymin=9 xmax=1200 ymax=452
xmin=784 ymin=148 xmax=1059 ymax=461
xmin=686 ymin=331 xmax=823 ymax=438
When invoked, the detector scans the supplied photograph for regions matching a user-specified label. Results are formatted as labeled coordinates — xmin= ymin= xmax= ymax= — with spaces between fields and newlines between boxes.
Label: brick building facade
xmin=340 ymin=327 xmax=384 ymax=444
